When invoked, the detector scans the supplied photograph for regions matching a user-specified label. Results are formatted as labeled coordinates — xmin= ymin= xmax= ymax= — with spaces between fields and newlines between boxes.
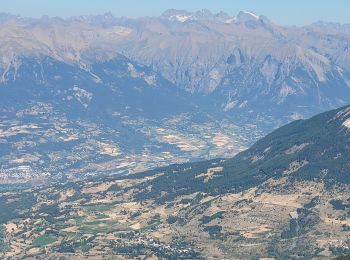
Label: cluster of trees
xmin=0 ymin=225 xmax=8 ymax=252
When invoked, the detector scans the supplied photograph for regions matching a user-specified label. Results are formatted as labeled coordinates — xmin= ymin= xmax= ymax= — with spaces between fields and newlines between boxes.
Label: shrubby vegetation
xmin=281 ymin=208 xmax=319 ymax=239
xmin=0 ymin=191 xmax=36 ymax=223
xmin=200 ymin=211 xmax=225 ymax=224
xmin=32 ymin=234 xmax=57 ymax=247
xmin=0 ymin=225 xmax=8 ymax=252
xmin=330 ymin=199 xmax=350 ymax=210
xmin=203 ymin=225 xmax=223 ymax=239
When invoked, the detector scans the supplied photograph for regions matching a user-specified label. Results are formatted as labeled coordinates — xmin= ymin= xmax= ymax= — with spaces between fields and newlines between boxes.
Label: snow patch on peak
xmin=161 ymin=9 xmax=192 ymax=22
xmin=236 ymin=11 xmax=260 ymax=23
xmin=243 ymin=11 xmax=259 ymax=20
xmin=174 ymin=15 xmax=190 ymax=23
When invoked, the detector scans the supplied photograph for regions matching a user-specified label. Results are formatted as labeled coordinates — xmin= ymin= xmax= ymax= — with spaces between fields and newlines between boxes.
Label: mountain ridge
xmin=1 ymin=10 xmax=349 ymax=121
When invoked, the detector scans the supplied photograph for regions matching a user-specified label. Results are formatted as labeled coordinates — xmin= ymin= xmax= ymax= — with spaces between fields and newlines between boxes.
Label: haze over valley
xmin=1 ymin=3 xmax=350 ymax=259
xmin=1 ymin=9 xmax=350 ymax=184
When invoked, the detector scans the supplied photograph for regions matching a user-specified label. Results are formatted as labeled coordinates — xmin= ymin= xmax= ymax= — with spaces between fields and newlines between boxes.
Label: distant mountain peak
xmin=161 ymin=9 xmax=234 ymax=23
xmin=194 ymin=8 xmax=213 ymax=15
xmin=160 ymin=9 xmax=191 ymax=21
xmin=236 ymin=11 xmax=260 ymax=22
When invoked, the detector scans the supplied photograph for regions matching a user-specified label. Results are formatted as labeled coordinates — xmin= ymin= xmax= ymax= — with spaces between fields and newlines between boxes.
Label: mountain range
xmin=1 ymin=9 xmax=350 ymax=117
xmin=1 ymin=10 xmax=350 ymax=184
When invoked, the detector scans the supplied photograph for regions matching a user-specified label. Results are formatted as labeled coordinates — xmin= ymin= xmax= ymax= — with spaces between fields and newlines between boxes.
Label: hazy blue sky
xmin=2 ymin=0 xmax=350 ymax=26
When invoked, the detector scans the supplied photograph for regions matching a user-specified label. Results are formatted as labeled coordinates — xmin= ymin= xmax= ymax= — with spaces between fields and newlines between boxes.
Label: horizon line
xmin=0 ymin=9 xmax=348 ymax=27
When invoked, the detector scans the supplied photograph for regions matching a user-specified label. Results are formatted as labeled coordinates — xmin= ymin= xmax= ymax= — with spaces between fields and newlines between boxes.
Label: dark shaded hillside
xmin=0 ymin=55 xmax=195 ymax=119
xmin=125 ymin=105 xmax=350 ymax=201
